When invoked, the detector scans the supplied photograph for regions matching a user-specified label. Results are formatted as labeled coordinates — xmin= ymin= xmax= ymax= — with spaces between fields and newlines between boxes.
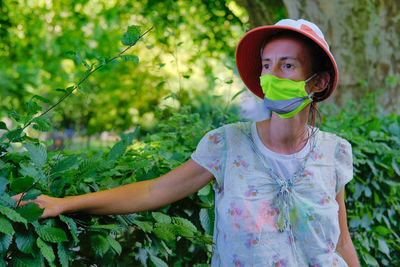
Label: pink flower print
xmin=325 ymin=238 xmax=335 ymax=253
xmin=339 ymin=143 xmax=347 ymax=154
xmin=228 ymin=203 xmax=243 ymax=231
xmin=312 ymin=152 xmax=323 ymax=161
xmin=332 ymin=257 xmax=339 ymax=266
xmin=245 ymin=233 xmax=259 ymax=248
xmin=208 ymin=160 xmax=221 ymax=171
xmin=320 ymin=192 xmax=331 ymax=205
xmin=272 ymin=254 xmax=286 ymax=266
xmin=232 ymin=254 xmax=244 ymax=267
xmin=310 ymin=258 xmax=321 ymax=267
xmin=301 ymin=170 xmax=313 ymax=178
xmin=253 ymin=201 xmax=275 ymax=231
xmin=208 ymin=133 xmax=220 ymax=144
xmin=246 ymin=185 xmax=258 ymax=197
xmin=228 ymin=203 xmax=242 ymax=216
xmin=233 ymin=155 xmax=248 ymax=168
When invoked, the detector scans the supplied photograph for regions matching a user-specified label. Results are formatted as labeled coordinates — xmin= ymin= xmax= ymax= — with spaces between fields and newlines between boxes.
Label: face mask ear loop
xmin=304 ymin=73 xmax=318 ymax=83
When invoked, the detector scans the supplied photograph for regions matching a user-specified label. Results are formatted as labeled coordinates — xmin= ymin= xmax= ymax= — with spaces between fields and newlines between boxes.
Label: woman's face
xmin=260 ymin=36 xmax=313 ymax=84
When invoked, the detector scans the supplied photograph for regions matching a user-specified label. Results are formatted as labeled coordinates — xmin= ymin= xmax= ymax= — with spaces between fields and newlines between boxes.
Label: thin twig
xmin=22 ymin=26 xmax=154 ymax=132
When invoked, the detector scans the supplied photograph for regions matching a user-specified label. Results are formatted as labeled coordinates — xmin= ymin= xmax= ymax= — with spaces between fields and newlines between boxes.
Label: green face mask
xmin=260 ymin=73 xmax=316 ymax=118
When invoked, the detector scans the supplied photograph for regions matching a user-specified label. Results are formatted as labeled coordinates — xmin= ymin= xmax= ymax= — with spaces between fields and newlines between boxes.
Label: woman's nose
xmin=261 ymin=64 xmax=280 ymax=77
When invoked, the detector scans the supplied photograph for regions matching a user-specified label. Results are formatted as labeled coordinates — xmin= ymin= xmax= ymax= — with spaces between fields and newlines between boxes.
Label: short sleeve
xmin=334 ymin=138 xmax=353 ymax=194
xmin=191 ymin=127 xmax=227 ymax=189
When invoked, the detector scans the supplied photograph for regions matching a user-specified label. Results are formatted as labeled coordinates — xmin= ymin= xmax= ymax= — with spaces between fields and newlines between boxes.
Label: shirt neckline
xmin=251 ymin=122 xmax=312 ymax=160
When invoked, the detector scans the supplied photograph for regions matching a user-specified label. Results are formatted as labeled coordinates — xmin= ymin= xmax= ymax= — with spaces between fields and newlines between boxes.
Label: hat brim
xmin=235 ymin=25 xmax=338 ymax=100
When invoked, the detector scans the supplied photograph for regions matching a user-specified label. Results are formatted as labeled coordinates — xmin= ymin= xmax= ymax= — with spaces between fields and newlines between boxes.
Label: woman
xmin=15 ymin=19 xmax=359 ymax=266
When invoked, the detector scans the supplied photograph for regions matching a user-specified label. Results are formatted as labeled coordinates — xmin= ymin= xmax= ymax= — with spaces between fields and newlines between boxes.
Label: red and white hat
xmin=236 ymin=19 xmax=338 ymax=100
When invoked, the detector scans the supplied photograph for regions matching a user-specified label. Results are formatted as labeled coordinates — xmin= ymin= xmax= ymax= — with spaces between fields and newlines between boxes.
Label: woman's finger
xmin=11 ymin=193 xmax=36 ymax=207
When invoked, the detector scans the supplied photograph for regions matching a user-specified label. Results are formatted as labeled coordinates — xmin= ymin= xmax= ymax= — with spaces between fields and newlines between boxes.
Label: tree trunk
xmin=235 ymin=0 xmax=400 ymax=112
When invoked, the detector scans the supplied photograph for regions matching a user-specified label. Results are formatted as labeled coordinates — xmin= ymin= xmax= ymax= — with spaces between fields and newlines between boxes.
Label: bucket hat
xmin=235 ymin=19 xmax=338 ymax=100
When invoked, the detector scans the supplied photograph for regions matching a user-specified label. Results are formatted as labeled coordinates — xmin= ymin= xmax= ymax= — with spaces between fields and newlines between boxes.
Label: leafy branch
xmin=21 ymin=26 xmax=154 ymax=132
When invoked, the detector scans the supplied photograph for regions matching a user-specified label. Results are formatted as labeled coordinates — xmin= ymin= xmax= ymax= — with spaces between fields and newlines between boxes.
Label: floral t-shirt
xmin=191 ymin=122 xmax=353 ymax=267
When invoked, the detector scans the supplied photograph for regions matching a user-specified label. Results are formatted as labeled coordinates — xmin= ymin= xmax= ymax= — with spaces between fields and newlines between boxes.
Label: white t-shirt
xmin=191 ymin=121 xmax=353 ymax=267
xmin=251 ymin=122 xmax=312 ymax=181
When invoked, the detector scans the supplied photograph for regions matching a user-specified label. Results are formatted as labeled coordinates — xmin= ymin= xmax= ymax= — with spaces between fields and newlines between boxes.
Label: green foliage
xmin=0 ymin=108 xmax=233 ymax=265
xmin=0 ymin=0 xmax=245 ymax=135
xmin=320 ymin=93 xmax=400 ymax=267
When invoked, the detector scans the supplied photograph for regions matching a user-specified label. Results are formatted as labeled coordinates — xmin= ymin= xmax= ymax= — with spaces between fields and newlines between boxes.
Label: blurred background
xmin=1 ymin=1 xmax=399 ymax=266
xmin=1 ymin=0 xmax=398 ymax=150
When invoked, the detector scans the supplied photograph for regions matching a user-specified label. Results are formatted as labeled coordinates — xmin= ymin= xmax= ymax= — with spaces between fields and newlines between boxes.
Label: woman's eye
xmin=284 ymin=63 xmax=293 ymax=69
xmin=263 ymin=64 xmax=270 ymax=69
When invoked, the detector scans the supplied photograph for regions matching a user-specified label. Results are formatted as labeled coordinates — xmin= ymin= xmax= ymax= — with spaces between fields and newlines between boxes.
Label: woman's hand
xmin=12 ymin=193 xmax=66 ymax=219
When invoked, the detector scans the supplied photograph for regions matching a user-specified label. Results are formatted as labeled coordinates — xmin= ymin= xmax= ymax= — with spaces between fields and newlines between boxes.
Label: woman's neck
xmin=256 ymin=110 xmax=310 ymax=155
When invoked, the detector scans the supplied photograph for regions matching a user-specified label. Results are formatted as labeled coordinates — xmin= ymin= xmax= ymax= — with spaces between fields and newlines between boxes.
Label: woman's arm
xmin=13 ymin=159 xmax=214 ymax=218
xmin=336 ymin=187 xmax=360 ymax=267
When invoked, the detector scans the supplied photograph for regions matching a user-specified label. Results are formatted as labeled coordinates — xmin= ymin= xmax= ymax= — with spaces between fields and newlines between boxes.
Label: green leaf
xmin=37 ymin=237 xmax=56 ymax=262
xmin=17 ymin=203 xmax=44 ymax=222
xmin=149 ymin=253 xmax=169 ymax=267
xmin=27 ymin=100 xmax=42 ymax=116
xmin=59 ymin=215 xmax=79 ymax=245
xmin=392 ymin=157 xmax=400 ymax=176
xmin=90 ymin=234 xmax=110 ymax=256
xmin=373 ymin=225 xmax=392 ymax=236
xmin=172 ymin=217 xmax=197 ymax=231
xmin=231 ymin=88 xmax=246 ymax=101
xmin=197 ymin=183 xmax=210 ymax=196
xmin=23 ymin=142 xmax=47 ymax=168
xmin=0 ymin=195 xmax=17 ymax=208
xmin=377 ymin=238 xmax=390 ymax=257
xmin=199 ymin=208 xmax=214 ymax=235
xmin=89 ymin=224 xmax=120 ymax=231
xmin=65 ymin=86 xmax=75 ymax=93
xmin=36 ymin=226 xmax=68 ymax=243
xmin=0 ymin=206 xmax=27 ymax=225
xmin=19 ymin=162 xmax=43 ymax=179
xmin=108 ymin=140 xmax=127 ymax=161
xmin=107 ymin=235 xmax=122 ymax=255
xmin=133 ymin=219 xmax=153 ymax=233
xmin=152 ymin=212 xmax=171 ymax=224
xmin=121 ymin=25 xmax=141 ymax=46
xmin=364 ymin=253 xmax=379 ymax=266
xmin=6 ymin=128 xmax=23 ymax=142
xmin=0 ymin=121 xmax=8 ymax=130
xmin=153 ymin=223 xmax=176 ymax=242
xmin=57 ymin=243 xmax=69 ymax=267
xmin=119 ymin=55 xmax=139 ymax=65
xmin=15 ymin=232 xmax=35 ymax=254
xmin=107 ymin=130 xmax=138 ymax=161
xmin=50 ymin=155 xmax=78 ymax=174
xmin=0 ymin=177 xmax=9 ymax=195
xmin=32 ymin=116 xmax=51 ymax=132
xmin=9 ymin=255 xmax=41 ymax=267
xmin=21 ymin=189 xmax=42 ymax=201
xmin=0 ymin=217 xmax=14 ymax=235
xmin=9 ymin=110 xmax=21 ymax=122
xmin=32 ymin=95 xmax=51 ymax=104
xmin=10 ymin=176 xmax=35 ymax=192
xmin=0 ymin=233 xmax=12 ymax=254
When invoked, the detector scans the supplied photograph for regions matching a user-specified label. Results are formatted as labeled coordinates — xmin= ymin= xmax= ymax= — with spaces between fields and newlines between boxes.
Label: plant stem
xmin=21 ymin=26 xmax=154 ymax=132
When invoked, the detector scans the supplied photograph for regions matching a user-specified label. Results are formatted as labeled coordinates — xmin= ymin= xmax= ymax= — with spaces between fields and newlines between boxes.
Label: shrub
xmin=320 ymin=93 xmax=400 ymax=266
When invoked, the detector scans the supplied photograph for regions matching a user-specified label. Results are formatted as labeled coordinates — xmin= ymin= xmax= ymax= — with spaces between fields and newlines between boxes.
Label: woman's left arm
xmin=336 ymin=187 xmax=360 ymax=267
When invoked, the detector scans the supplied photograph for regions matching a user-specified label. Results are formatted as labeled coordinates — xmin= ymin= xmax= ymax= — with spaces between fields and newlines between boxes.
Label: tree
xmin=236 ymin=0 xmax=400 ymax=112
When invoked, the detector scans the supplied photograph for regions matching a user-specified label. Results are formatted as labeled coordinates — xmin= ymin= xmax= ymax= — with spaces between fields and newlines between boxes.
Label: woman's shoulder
xmin=314 ymin=128 xmax=351 ymax=149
